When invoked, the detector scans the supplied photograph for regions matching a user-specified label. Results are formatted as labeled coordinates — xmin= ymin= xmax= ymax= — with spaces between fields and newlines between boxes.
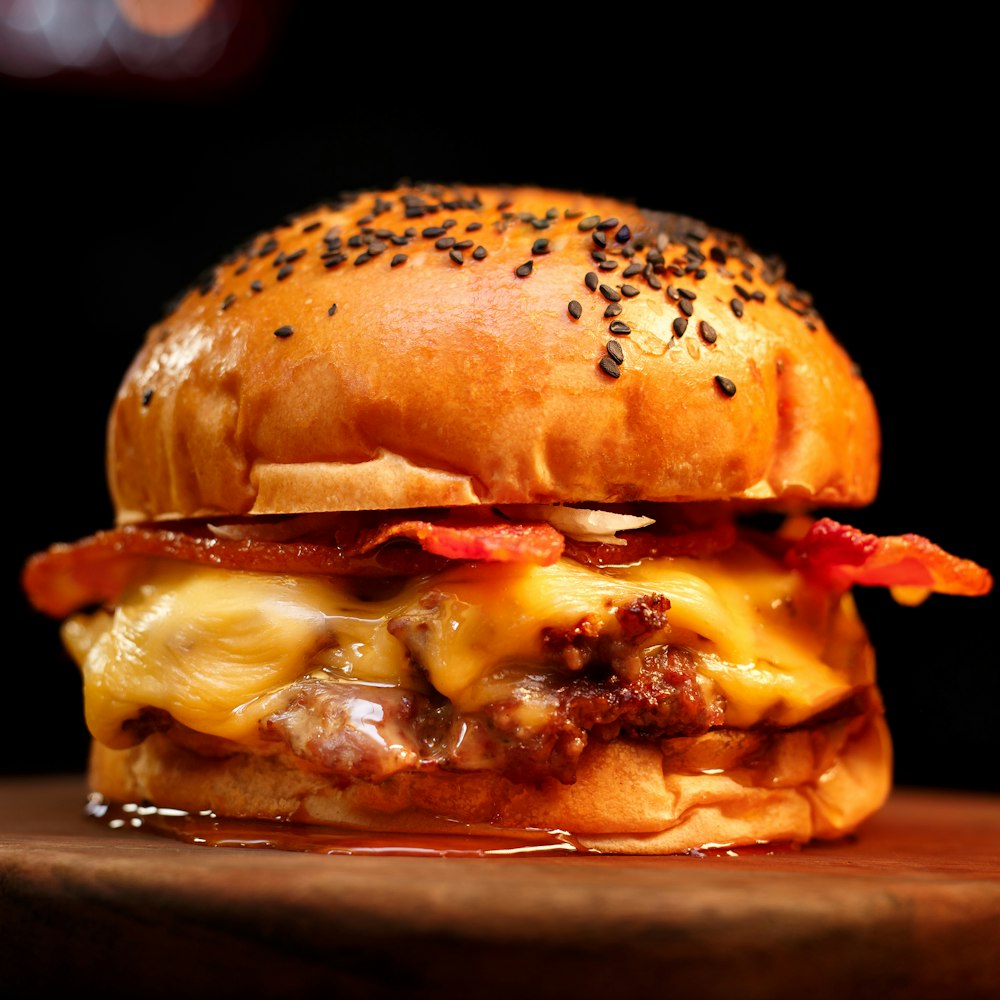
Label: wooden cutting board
xmin=2 ymin=776 xmax=997 ymax=999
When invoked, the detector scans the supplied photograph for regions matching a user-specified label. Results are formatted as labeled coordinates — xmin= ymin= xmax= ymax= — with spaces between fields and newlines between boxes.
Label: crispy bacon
xmin=359 ymin=518 xmax=564 ymax=565
xmin=563 ymin=520 xmax=737 ymax=566
xmin=22 ymin=516 xmax=564 ymax=618
xmin=785 ymin=518 xmax=993 ymax=596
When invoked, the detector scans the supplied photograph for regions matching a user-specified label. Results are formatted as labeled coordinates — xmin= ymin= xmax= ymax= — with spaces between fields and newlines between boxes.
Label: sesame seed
xmin=302 ymin=221 xmax=322 ymax=233
xmin=699 ymin=321 xmax=717 ymax=344
xmin=450 ymin=249 xmax=464 ymax=265
xmin=353 ymin=254 xmax=370 ymax=267
xmin=599 ymin=356 xmax=621 ymax=378
xmin=609 ymin=320 xmax=631 ymax=335
xmin=454 ymin=240 xmax=474 ymax=250
xmin=678 ymin=298 xmax=693 ymax=317
xmin=678 ymin=288 xmax=697 ymax=300
xmin=142 ymin=388 xmax=154 ymax=406
xmin=277 ymin=264 xmax=294 ymax=280
xmin=592 ymin=231 xmax=607 ymax=250
xmin=734 ymin=284 xmax=752 ymax=301
xmin=591 ymin=250 xmax=607 ymax=263
xmin=250 ymin=279 xmax=263 ymax=292
xmin=234 ymin=262 xmax=249 ymax=276
xmin=516 ymin=261 xmax=533 ymax=277
xmin=604 ymin=303 xmax=622 ymax=318
xmin=578 ymin=215 xmax=600 ymax=231
xmin=585 ymin=272 xmax=599 ymax=291
xmin=666 ymin=285 xmax=680 ymax=301
xmin=422 ymin=226 xmax=446 ymax=238
xmin=435 ymin=236 xmax=456 ymax=249
xmin=274 ymin=325 xmax=294 ymax=338
xmin=532 ymin=238 xmax=551 ymax=255
xmin=620 ymin=284 xmax=640 ymax=298
xmin=258 ymin=238 xmax=278 ymax=257
xmin=599 ymin=284 xmax=621 ymax=302
xmin=606 ymin=340 xmax=624 ymax=364
xmin=473 ymin=245 xmax=488 ymax=260
xmin=715 ymin=375 xmax=737 ymax=397
xmin=285 ymin=248 xmax=307 ymax=263
xmin=673 ymin=317 xmax=688 ymax=337
xmin=730 ymin=298 xmax=745 ymax=318
xmin=391 ymin=253 xmax=407 ymax=267
xmin=221 ymin=293 xmax=236 ymax=312
xmin=599 ymin=260 xmax=618 ymax=271
xmin=323 ymin=254 xmax=347 ymax=268
xmin=623 ymin=263 xmax=643 ymax=278
xmin=466 ymin=221 xmax=483 ymax=232
xmin=596 ymin=217 xmax=618 ymax=231
xmin=568 ymin=300 xmax=583 ymax=320
xmin=710 ymin=247 xmax=727 ymax=264
xmin=615 ymin=225 xmax=631 ymax=244
xmin=646 ymin=273 xmax=663 ymax=291
xmin=328 ymin=303 xmax=338 ymax=316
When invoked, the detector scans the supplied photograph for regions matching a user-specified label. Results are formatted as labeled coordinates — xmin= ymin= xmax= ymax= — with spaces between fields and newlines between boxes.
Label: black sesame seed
xmin=473 ymin=245 xmax=488 ymax=260
xmin=620 ymin=284 xmax=640 ymax=298
xmin=646 ymin=273 xmax=663 ymax=291
xmin=391 ymin=235 xmax=410 ymax=246
xmin=234 ymin=262 xmax=249 ymax=276
xmin=250 ymin=279 xmax=263 ymax=292
xmin=694 ymin=268 xmax=707 ymax=280
xmin=449 ymin=249 xmax=464 ymax=265
xmin=604 ymin=303 xmax=622 ymax=318
xmin=302 ymin=221 xmax=322 ymax=233
xmin=435 ymin=236 xmax=456 ymax=249
xmin=730 ymin=298 xmax=745 ymax=318
xmin=673 ymin=317 xmax=688 ymax=337
xmin=442 ymin=219 xmax=457 ymax=229
xmin=274 ymin=325 xmax=294 ymax=338
xmin=565 ymin=208 xmax=583 ymax=219
xmin=615 ymin=225 xmax=631 ymax=244
xmin=328 ymin=303 xmax=338 ymax=316
xmin=591 ymin=250 xmax=607 ymax=263
xmin=678 ymin=288 xmax=697 ymax=300
xmin=532 ymin=238 xmax=550 ymax=255
xmin=678 ymin=298 xmax=693 ymax=317
xmin=592 ymin=231 xmax=607 ymax=250
xmin=366 ymin=242 xmax=386 ymax=256
xmin=578 ymin=215 xmax=600 ymax=231
xmin=323 ymin=254 xmax=347 ymax=268
xmin=516 ymin=261 xmax=533 ymax=277
xmin=347 ymin=235 xmax=364 ymax=248
xmin=710 ymin=247 xmax=727 ymax=264
xmin=699 ymin=321 xmax=717 ymax=344
xmin=752 ymin=290 xmax=766 ymax=302
xmin=391 ymin=253 xmax=407 ymax=267
xmin=599 ymin=260 xmax=618 ymax=271
xmin=599 ymin=284 xmax=621 ymax=302
xmin=454 ymin=240 xmax=474 ymax=250
xmin=609 ymin=320 xmax=631 ymax=335
xmin=285 ymin=248 xmax=307 ymax=263
xmin=466 ymin=221 xmax=483 ymax=232
xmin=422 ymin=226 xmax=446 ymax=238
xmin=142 ymin=388 xmax=154 ymax=406
xmin=353 ymin=254 xmax=370 ymax=267
xmin=606 ymin=340 xmax=625 ymax=364
xmin=599 ymin=356 xmax=621 ymax=378
xmin=258 ymin=238 xmax=278 ymax=257
xmin=715 ymin=375 xmax=737 ymax=397
xmin=585 ymin=272 xmax=599 ymax=291
xmin=734 ymin=284 xmax=752 ymax=301
xmin=375 ymin=229 xmax=394 ymax=239
xmin=623 ymin=262 xmax=643 ymax=278
xmin=596 ymin=217 xmax=618 ymax=231
xmin=277 ymin=264 xmax=294 ymax=280
xmin=568 ymin=300 xmax=583 ymax=320
xmin=221 ymin=293 xmax=236 ymax=311
xmin=666 ymin=285 xmax=680 ymax=301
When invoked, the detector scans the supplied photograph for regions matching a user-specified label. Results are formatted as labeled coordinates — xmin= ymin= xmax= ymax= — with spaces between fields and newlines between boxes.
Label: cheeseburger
xmin=22 ymin=183 xmax=992 ymax=854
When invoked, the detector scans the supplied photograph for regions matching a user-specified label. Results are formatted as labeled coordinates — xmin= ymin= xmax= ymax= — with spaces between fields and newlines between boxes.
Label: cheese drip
xmin=61 ymin=541 xmax=875 ymax=750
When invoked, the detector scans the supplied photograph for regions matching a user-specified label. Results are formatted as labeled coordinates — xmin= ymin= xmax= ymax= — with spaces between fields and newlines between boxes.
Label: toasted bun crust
xmin=88 ymin=711 xmax=891 ymax=855
xmin=108 ymin=183 xmax=880 ymax=524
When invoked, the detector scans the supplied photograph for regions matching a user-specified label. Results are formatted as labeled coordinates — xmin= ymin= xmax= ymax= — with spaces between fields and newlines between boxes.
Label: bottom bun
xmin=88 ymin=710 xmax=891 ymax=855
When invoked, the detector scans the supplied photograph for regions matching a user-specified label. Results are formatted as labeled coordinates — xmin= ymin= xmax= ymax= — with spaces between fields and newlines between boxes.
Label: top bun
xmin=108 ymin=184 xmax=880 ymax=524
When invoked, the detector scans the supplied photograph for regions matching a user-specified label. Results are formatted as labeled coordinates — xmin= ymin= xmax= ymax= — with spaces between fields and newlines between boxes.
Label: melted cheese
xmin=62 ymin=541 xmax=874 ymax=749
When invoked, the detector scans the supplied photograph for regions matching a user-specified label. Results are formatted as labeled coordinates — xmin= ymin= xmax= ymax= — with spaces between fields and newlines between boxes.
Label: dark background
xmin=3 ymin=3 xmax=996 ymax=791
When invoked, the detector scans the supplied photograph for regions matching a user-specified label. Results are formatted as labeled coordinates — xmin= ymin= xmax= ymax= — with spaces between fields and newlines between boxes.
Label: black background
xmin=4 ymin=4 xmax=996 ymax=792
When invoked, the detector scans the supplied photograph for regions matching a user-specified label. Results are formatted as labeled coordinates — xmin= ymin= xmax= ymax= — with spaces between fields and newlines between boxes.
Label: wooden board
xmin=2 ymin=776 xmax=998 ymax=999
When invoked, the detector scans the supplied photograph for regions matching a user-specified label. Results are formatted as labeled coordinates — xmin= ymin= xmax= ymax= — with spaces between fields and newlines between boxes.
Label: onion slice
xmin=497 ymin=505 xmax=655 ymax=546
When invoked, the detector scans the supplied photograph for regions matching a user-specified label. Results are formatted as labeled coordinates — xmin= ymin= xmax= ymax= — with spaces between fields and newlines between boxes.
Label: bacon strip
xmin=785 ymin=518 xmax=993 ymax=596
xmin=22 ymin=518 xmax=564 ymax=618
